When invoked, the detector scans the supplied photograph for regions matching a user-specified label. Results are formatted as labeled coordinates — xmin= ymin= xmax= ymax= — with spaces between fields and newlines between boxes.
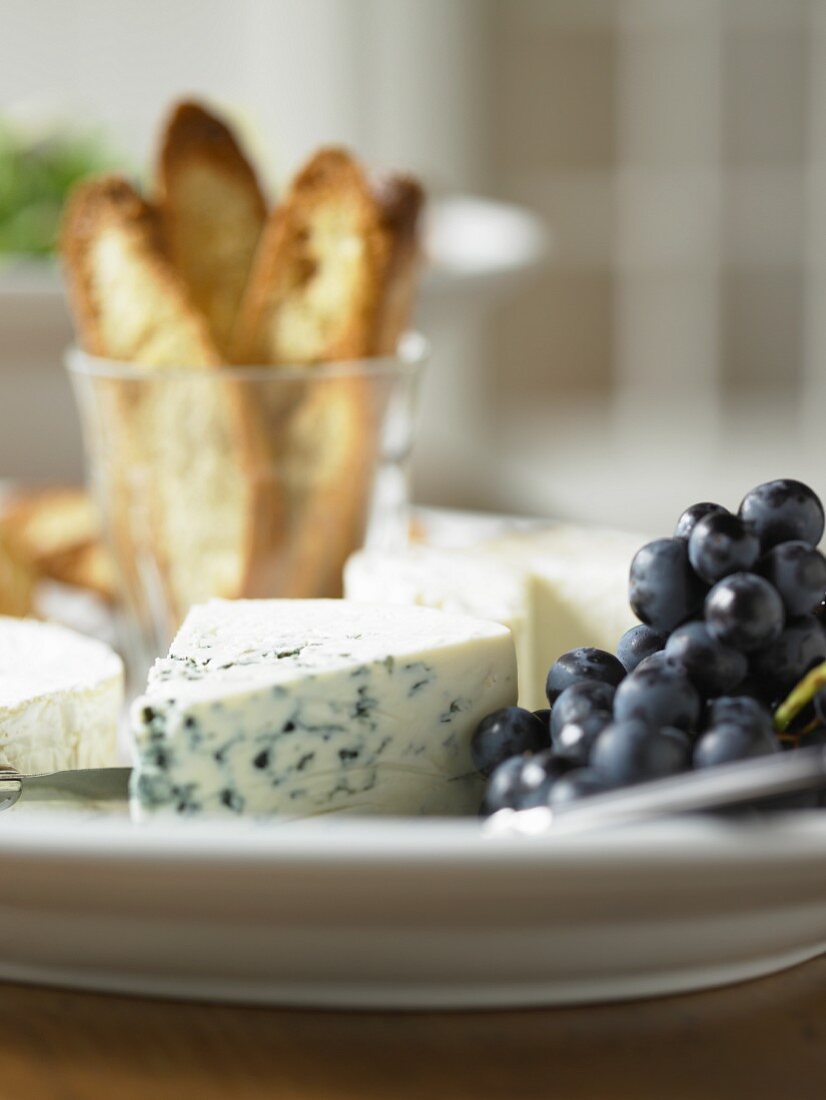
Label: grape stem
xmin=774 ymin=659 xmax=826 ymax=732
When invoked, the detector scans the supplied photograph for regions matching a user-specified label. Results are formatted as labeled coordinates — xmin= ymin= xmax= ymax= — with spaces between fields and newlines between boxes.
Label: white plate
xmin=1 ymin=808 xmax=824 ymax=1008
xmin=422 ymin=195 xmax=550 ymax=301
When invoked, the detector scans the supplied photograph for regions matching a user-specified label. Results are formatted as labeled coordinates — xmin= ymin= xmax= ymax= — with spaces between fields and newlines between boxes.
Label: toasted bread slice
xmin=266 ymin=376 xmax=380 ymax=597
xmin=1 ymin=486 xmax=117 ymax=602
xmin=233 ymin=149 xmax=423 ymax=596
xmin=49 ymin=541 xmax=118 ymax=602
xmin=363 ymin=171 xmax=426 ymax=354
xmin=232 ymin=147 xmax=422 ymax=364
xmin=2 ymin=486 xmax=101 ymax=569
xmin=60 ymin=175 xmax=262 ymax=624
xmin=0 ymin=528 xmax=36 ymax=617
xmin=61 ymin=175 xmax=220 ymax=367
xmin=156 ymin=100 xmax=266 ymax=356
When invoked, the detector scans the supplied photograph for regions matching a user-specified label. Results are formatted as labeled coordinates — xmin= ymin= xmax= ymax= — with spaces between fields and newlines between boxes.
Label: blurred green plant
xmin=0 ymin=119 xmax=120 ymax=258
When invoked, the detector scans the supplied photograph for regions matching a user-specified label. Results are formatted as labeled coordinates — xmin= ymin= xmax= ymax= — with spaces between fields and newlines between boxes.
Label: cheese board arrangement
xmin=0 ymin=100 xmax=824 ymax=1009
xmin=1 ymin=481 xmax=825 ymax=1008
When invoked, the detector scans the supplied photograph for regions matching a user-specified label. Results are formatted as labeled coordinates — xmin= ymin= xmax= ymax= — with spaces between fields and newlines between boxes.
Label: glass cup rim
xmin=64 ymin=330 xmax=430 ymax=382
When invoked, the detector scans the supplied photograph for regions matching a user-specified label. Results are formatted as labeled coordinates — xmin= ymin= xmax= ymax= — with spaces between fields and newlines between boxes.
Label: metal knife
xmin=2 ymin=749 xmax=824 ymax=826
xmin=0 ymin=767 xmax=131 ymax=812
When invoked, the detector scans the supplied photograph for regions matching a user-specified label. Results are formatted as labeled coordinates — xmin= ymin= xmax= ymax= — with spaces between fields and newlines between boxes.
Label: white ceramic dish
xmin=1 ymin=807 xmax=824 ymax=1009
xmin=422 ymin=195 xmax=549 ymax=301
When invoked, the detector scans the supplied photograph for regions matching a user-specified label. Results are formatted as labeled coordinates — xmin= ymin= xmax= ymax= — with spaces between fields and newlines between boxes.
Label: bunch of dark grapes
xmin=474 ymin=479 xmax=826 ymax=814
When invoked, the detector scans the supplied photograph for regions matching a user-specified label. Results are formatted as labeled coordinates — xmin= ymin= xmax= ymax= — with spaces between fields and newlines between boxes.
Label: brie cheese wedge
xmin=0 ymin=617 xmax=123 ymax=774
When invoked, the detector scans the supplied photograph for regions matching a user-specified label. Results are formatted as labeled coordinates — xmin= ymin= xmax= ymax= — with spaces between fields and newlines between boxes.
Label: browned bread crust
xmin=1 ymin=487 xmax=117 ymax=602
xmin=0 ymin=528 xmax=36 ymax=617
xmin=368 ymin=171 xmax=426 ymax=353
xmin=231 ymin=147 xmax=423 ymax=364
xmin=61 ymin=174 xmax=220 ymax=367
xmin=2 ymin=487 xmax=101 ymax=568
xmin=157 ymin=100 xmax=266 ymax=356
xmin=50 ymin=541 xmax=118 ymax=602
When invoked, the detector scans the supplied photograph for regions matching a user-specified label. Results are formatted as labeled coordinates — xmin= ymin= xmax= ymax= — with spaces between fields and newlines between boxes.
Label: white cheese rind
xmin=130 ymin=599 xmax=517 ymax=819
xmin=0 ymin=617 xmax=123 ymax=773
xmin=344 ymin=525 xmax=644 ymax=710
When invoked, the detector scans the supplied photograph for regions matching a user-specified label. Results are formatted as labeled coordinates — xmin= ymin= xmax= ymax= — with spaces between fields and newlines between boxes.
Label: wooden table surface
xmin=0 ymin=956 xmax=823 ymax=1100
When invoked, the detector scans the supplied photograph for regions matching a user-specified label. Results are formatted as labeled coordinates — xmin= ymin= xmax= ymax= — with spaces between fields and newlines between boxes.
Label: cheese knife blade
xmin=0 ymin=767 xmax=131 ymax=812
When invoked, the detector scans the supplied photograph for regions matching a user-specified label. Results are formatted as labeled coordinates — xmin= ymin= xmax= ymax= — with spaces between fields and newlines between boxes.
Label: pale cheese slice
xmin=0 ymin=618 xmax=123 ymax=774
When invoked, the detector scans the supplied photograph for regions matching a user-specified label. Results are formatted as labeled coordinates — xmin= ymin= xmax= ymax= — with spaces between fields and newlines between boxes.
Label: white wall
xmin=0 ymin=0 xmax=489 ymax=187
xmin=2 ymin=0 xmax=822 ymax=529
xmin=2 ymin=0 xmax=250 ymax=167
xmin=488 ymin=0 xmax=826 ymax=531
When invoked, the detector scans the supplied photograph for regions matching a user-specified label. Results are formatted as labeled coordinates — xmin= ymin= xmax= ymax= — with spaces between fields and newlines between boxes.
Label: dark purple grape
xmin=706 ymin=695 xmax=773 ymax=735
xmin=759 ymin=541 xmax=826 ymax=616
xmin=705 ymin=573 xmax=785 ymax=652
xmin=480 ymin=756 xmax=527 ymax=814
xmin=749 ymin=615 xmax=826 ymax=695
xmin=592 ymin=720 xmax=691 ymax=786
xmin=693 ymin=722 xmax=780 ymax=768
xmin=738 ymin=479 xmax=824 ymax=551
xmin=688 ymin=512 xmax=760 ymax=584
xmin=549 ymin=681 xmax=615 ymax=739
xmin=547 ymin=767 xmax=611 ymax=806
xmin=511 ymin=750 xmax=573 ymax=809
xmin=634 ymin=650 xmax=675 ymax=675
xmin=482 ymin=751 xmax=572 ymax=814
xmin=545 ymin=647 xmax=625 ymax=704
xmin=616 ymin=624 xmax=666 ymax=673
xmin=674 ymin=502 xmax=729 ymax=541
xmin=612 ymin=665 xmax=701 ymax=733
xmin=471 ymin=707 xmax=549 ymax=777
xmin=532 ymin=708 xmax=552 ymax=729
xmin=665 ymin=621 xmax=748 ymax=697
xmin=629 ymin=538 xmax=706 ymax=633
xmin=728 ymin=676 xmax=778 ymax=706
xmin=552 ymin=712 xmax=611 ymax=766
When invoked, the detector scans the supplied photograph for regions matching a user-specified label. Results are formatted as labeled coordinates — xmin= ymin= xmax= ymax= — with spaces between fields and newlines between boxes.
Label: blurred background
xmin=1 ymin=0 xmax=823 ymax=532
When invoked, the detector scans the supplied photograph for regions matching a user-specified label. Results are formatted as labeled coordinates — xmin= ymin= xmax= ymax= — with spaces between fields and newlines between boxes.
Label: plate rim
xmin=3 ymin=809 xmax=825 ymax=869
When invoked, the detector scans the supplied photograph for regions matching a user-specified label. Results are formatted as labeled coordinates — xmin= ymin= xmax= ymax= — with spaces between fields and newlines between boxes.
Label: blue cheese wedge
xmin=345 ymin=525 xmax=646 ymax=709
xmin=130 ymin=599 xmax=517 ymax=819
xmin=0 ymin=617 xmax=123 ymax=774
xmin=344 ymin=547 xmax=534 ymax=702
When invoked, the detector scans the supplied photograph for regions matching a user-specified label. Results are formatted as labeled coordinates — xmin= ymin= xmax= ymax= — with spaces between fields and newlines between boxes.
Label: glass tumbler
xmin=67 ymin=334 xmax=427 ymax=679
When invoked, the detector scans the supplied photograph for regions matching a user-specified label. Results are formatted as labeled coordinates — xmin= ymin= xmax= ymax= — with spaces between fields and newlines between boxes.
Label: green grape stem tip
xmin=774 ymin=659 xmax=826 ymax=732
